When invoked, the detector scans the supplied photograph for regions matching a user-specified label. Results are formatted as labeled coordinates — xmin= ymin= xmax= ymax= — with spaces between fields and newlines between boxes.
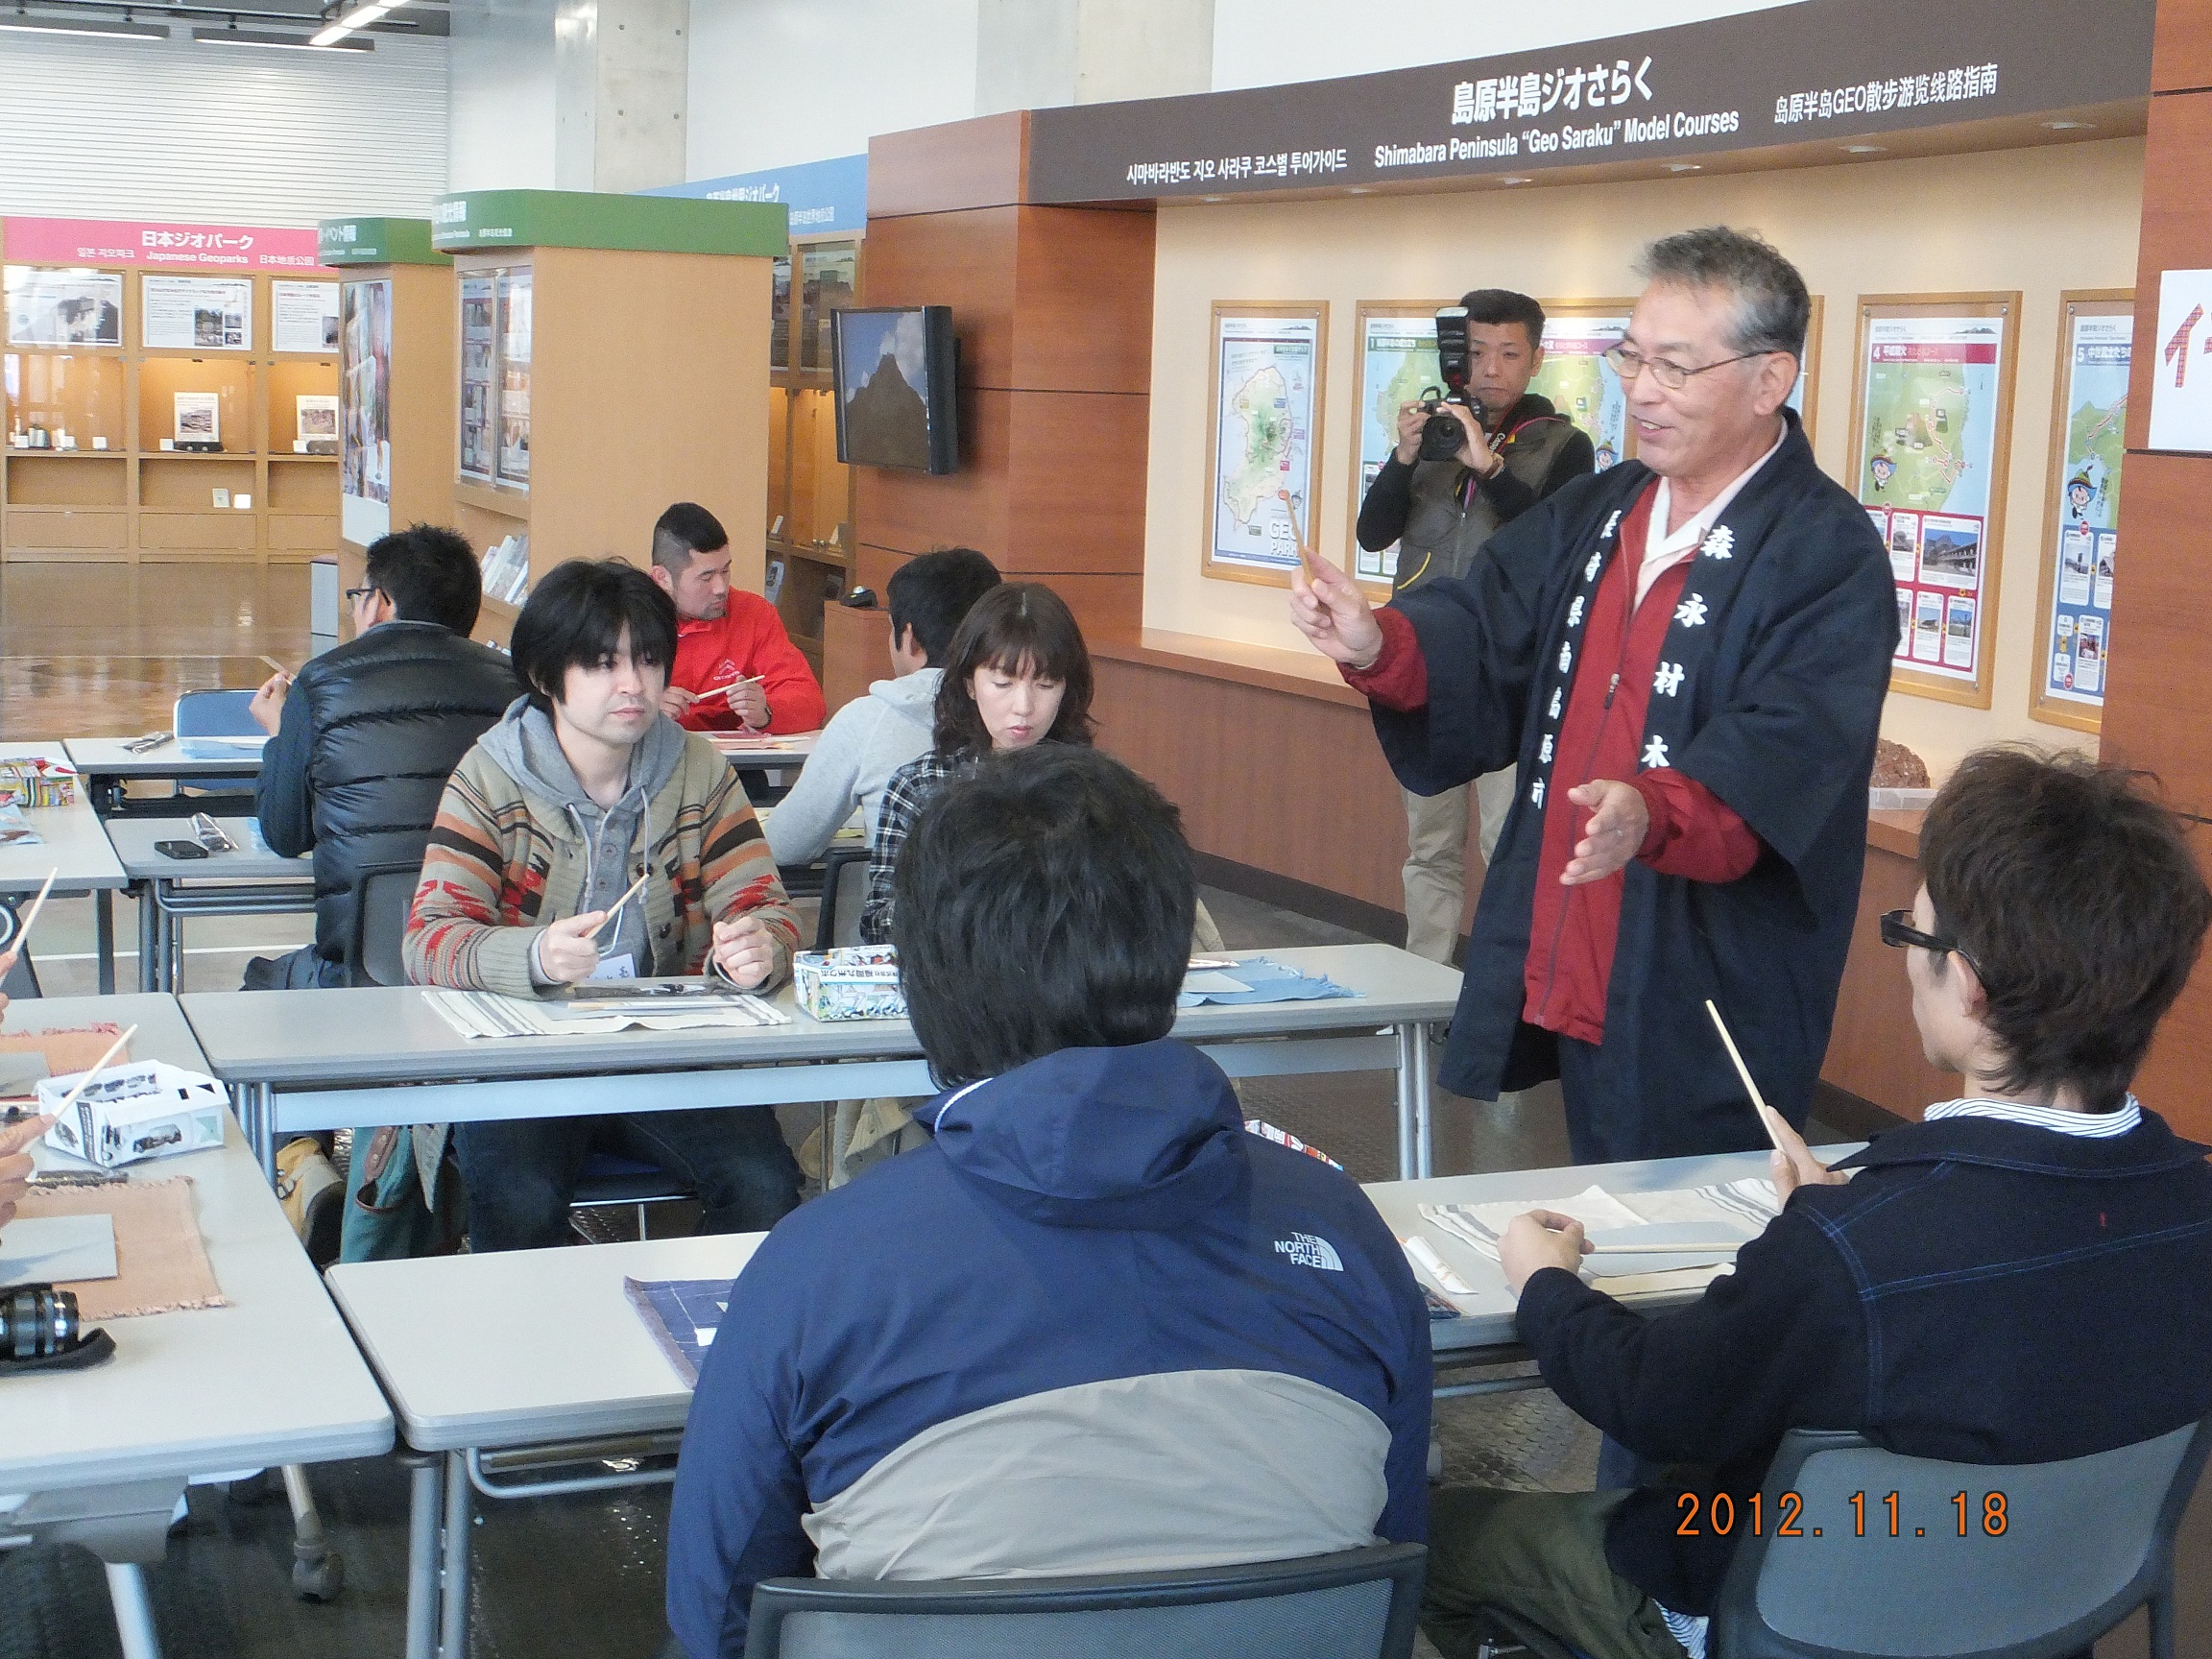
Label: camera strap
xmin=0 ymin=1326 xmax=114 ymax=1373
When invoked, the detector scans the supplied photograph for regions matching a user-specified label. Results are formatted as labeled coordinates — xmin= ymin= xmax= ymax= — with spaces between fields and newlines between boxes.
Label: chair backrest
xmin=173 ymin=688 xmax=260 ymax=736
xmin=1714 ymin=1417 xmax=2212 ymax=1659
xmin=348 ymin=858 xmax=424 ymax=988
xmin=814 ymin=843 xmax=871 ymax=953
xmin=745 ymin=1544 xmax=1427 ymax=1659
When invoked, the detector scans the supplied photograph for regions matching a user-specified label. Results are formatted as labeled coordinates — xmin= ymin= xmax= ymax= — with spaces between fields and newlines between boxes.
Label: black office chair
xmin=814 ymin=842 xmax=870 ymax=952
xmin=345 ymin=859 xmax=426 ymax=988
xmin=744 ymin=1543 xmax=1429 ymax=1659
xmin=1472 ymin=1414 xmax=2212 ymax=1659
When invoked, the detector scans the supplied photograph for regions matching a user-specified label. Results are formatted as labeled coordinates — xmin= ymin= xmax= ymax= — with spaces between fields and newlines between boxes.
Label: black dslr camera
xmin=1418 ymin=305 xmax=1486 ymax=463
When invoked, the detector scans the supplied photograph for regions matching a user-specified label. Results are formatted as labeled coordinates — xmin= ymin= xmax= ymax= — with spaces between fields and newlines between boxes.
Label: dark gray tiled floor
xmin=2 ymin=888 xmax=2200 ymax=1656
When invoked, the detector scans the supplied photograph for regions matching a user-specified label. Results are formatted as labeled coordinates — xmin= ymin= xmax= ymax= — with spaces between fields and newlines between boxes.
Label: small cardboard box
xmin=0 ymin=757 xmax=75 ymax=808
xmin=793 ymin=946 xmax=906 ymax=1022
xmin=40 ymin=1060 xmax=227 ymax=1169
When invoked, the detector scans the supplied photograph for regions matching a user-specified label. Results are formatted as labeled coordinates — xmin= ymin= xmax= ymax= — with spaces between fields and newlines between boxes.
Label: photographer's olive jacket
xmin=1356 ymin=393 xmax=1596 ymax=596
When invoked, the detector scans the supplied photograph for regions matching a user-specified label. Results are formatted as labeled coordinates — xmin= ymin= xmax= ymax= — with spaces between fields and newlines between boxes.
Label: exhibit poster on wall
xmin=1850 ymin=296 xmax=2019 ymax=710
xmin=1348 ymin=303 xmax=1444 ymax=587
xmin=2032 ymin=295 xmax=2130 ymax=731
xmin=495 ymin=267 xmax=532 ymax=487
xmin=272 ymin=279 xmax=340 ymax=353
xmin=459 ymin=273 xmax=495 ymax=483
xmin=339 ymin=277 xmax=393 ymax=547
xmin=4 ymin=266 xmax=122 ymax=347
xmin=1204 ymin=303 xmax=1325 ymax=587
xmin=141 ymin=274 xmax=250 ymax=350
xmin=1528 ymin=303 xmax=1632 ymax=470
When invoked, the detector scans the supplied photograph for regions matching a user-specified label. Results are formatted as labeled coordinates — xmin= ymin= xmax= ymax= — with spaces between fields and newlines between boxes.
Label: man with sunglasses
xmin=1418 ymin=748 xmax=2212 ymax=1659
xmin=245 ymin=523 xmax=517 ymax=991
xmin=1292 ymin=227 xmax=1895 ymax=1163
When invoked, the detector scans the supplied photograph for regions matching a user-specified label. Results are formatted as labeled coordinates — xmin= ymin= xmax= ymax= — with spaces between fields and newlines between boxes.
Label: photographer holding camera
xmin=1357 ymin=290 xmax=1595 ymax=964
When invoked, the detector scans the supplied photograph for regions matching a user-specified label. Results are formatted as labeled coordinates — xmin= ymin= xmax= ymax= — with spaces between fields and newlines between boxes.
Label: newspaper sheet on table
xmin=424 ymin=987 xmax=789 ymax=1040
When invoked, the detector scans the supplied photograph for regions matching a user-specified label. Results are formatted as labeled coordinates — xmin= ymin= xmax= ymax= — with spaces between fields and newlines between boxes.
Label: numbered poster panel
xmin=2033 ymin=297 xmax=2129 ymax=730
xmin=1852 ymin=299 xmax=2017 ymax=709
xmin=339 ymin=277 xmax=392 ymax=547
xmin=459 ymin=273 xmax=495 ymax=483
xmin=1204 ymin=304 xmax=1325 ymax=588
xmin=495 ymin=267 xmax=532 ymax=487
xmin=1348 ymin=304 xmax=1442 ymax=587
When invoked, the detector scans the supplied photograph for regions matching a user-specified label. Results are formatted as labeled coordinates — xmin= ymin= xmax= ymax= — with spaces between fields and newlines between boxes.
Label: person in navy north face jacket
xmin=667 ymin=744 xmax=1432 ymax=1657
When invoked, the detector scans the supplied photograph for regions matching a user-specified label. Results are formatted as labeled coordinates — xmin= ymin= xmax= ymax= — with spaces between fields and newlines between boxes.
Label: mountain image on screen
xmin=845 ymin=351 xmax=929 ymax=468
xmin=840 ymin=311 xmax=932 ymax=469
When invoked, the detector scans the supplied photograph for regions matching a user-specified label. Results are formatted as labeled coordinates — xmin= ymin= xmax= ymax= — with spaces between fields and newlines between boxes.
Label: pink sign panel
xmin=2 ymin=216 xmax=330 ymax=272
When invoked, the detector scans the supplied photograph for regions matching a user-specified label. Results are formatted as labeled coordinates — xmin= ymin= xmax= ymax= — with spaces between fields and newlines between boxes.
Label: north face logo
xmin=1274 ymin=1232 xmax=1344 ymax=1272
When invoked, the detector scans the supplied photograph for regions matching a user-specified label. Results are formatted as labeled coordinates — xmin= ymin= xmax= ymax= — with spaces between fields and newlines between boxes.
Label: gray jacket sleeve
xmin=763 ymin=701 xmax=873 ymax=866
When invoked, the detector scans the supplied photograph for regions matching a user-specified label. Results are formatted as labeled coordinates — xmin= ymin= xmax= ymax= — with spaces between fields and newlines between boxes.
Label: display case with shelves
xmin=765 ymin=236 xmax=861 ymax=674
xmin=5 ymin=351 xmax=125 ymax=450
xmin=430 ymin=189 xmax=784 ymax=647
xmin=268 ymin=357 xmax=339 ymax=452
xmin=0 ymin=237 xmax=347 ymax=567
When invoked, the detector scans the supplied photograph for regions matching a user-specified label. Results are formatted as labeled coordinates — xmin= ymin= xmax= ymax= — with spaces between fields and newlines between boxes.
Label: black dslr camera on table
xmin=1417 ymin=304 xmax=1488 ymax=463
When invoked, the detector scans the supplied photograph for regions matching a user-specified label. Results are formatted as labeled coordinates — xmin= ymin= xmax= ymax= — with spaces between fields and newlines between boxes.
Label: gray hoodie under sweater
xmin=477 ymin=697 xmax=685 ymax=981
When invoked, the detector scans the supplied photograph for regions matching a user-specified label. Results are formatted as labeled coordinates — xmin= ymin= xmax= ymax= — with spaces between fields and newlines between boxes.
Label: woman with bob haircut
xmin=859 ymin=582 xmax=1095 ymax=943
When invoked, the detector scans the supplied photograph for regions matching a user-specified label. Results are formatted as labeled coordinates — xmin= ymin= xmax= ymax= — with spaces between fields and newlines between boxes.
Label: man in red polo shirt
xmin=649 ymin=502 xmax=828 ymax=735
xmin=1291 ymin=228 xmax=1896 ymax=1164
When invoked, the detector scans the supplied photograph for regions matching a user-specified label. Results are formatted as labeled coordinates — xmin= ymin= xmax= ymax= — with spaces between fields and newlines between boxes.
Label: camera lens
xmin=0 ymin=1286 xmax=79 ymax=1361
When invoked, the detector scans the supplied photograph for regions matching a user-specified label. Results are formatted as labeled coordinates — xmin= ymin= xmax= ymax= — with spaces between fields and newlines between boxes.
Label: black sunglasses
xmin=1879 ymin=908 xmax=1984 ymax=980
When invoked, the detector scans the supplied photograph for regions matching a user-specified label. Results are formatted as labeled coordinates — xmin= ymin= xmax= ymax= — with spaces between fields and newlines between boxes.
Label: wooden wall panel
xmin=2114 ymin=831 xmax=2212 ymax=1145
xmin=2124 ymin=94 xmax=2212 ymax=450
xmin=861 ymin=207 xmax=1022 ymax=391
xmin=1009 ymin=208 xmax=1156 ymax=396
xmin=822 ymin=598 xmax=890 ymax=713
xmin=2152 ymin=7 xmax=2212 ymax=92
xmin=2100 ymin=452 xmax=2212 ymax=807
xmin=867 ymin=110 xmax=1026 ymax=219
xmin=1094 ymin=655 xmax=1407 ymax=914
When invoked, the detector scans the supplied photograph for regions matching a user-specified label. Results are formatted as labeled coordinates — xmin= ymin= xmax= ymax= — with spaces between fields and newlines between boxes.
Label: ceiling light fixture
xmin=1498 ymin=176 xmax=1531 ymax=186
xmin=194 ymin=22 xmax=369 ymax=47
xmin=1664 ymin=162 xmax=1701 ymax=173
xmin=309 ymin=0 xmax=398 ymax=47
xmin=1843 ymin=144 xmax=1887 ymax=155
xmin=2041 ymin=119 xmax=2096 ymax=132
xmin=0 ymin=9 xmax=166 ymax=36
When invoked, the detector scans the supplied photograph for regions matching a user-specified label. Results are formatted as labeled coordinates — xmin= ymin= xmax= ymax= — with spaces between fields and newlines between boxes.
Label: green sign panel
xmin=428 ymin=190 xmax=787 ymax=256
xmin=317 ymin=217 xmax=444 ymax=266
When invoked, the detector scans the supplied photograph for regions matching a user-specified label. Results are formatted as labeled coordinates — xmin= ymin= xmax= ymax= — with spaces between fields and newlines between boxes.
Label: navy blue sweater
xmin=1515 ymin=1110 xmax=2212 ymax=1613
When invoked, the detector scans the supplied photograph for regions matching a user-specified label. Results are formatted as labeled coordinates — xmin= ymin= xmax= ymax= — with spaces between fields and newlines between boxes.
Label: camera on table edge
xmin=1417 ymin=304 xmax=1487 ymax=463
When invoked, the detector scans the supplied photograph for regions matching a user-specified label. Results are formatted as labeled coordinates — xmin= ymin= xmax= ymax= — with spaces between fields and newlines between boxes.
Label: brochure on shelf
xmin=172 ymin=391 xmax=220 ymax=446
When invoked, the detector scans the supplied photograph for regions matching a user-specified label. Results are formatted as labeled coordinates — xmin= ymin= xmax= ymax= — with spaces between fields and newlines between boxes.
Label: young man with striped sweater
xmin=405 ymin=558 xmax=805 ymax=1252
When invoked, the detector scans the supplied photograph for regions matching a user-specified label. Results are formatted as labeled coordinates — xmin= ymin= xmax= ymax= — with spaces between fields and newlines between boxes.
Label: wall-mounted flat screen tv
xmin=830 ymin=304 xmax=958 ymax=474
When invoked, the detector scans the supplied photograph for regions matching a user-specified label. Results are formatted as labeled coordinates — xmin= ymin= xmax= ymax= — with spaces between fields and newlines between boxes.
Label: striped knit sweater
xmin=403 ymin=730 xmax=799 ymax=996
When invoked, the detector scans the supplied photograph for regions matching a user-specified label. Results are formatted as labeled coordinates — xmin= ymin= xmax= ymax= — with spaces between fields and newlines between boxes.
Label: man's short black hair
xmin=1459 ymin=289 xmax=1548 ymax=351
xmin=651 ymin=502 xmax=730 ymax=572
xmin=363 ymin=523 xmax=483 ymax=633
xmin=1922 ymin=747 xmax=2212 ymax=1113
xmin=510 ymin=559 xmax=678 ymax=714
xmin=895 ymin=745 xmax=1196 ymax=1088
xmin=886 ymin=547 xmax=1001 ymax=667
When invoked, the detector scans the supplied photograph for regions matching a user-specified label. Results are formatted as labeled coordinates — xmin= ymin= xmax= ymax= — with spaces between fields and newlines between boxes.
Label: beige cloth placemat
xmin=14 ymin=1175 xmax=226 ymax=1319
xmin=0 ymin=1023 xmax=130 ymax=1083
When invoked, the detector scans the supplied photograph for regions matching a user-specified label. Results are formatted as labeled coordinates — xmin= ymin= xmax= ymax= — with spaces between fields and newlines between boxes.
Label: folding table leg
xmin=95 ymin=890 xmax=115 ymax=996
xmin=440 ymin=1449 xmax=473 ymax=1659
xmin=401 ymin=1451 xmax=444 ymax=1659
xmin=104 ymin=1561 xmax=162 ymax=1659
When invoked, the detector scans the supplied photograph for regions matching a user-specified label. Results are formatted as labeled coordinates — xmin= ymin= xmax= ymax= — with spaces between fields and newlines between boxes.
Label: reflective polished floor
xmin=0 ymin=562 xmax=2196 ymax=1658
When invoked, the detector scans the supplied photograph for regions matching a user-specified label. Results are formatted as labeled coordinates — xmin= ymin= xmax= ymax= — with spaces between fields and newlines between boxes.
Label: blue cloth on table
xmin=1177 ymin=957 xmax=1359 ymax=1008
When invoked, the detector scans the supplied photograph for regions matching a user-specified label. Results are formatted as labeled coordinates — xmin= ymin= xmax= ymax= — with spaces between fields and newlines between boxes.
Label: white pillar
xmin=975 ymin=0 xmax=1214 ymax=115
xmin=554 ymin=0 xmax=688 ymax=193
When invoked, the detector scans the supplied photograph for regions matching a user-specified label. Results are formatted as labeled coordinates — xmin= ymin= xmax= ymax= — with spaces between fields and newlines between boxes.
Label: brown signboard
xmin=1025 ymin=0 xmax=2150 ymax=204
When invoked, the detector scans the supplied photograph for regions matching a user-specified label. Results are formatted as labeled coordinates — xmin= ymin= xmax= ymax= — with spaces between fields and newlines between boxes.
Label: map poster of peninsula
xmin=1351 ymin=306 xmax=1441 ymax=585
xmin=2038 ymin=306 xmax=2129 ymax=719
xmin=1528 ymin=308 xmax=1632 ymax=472
xmin=1207 ymin=306 xmax=1325 ymax=586
xmin=1855 ymin=308 xmax=2008 ymax=694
